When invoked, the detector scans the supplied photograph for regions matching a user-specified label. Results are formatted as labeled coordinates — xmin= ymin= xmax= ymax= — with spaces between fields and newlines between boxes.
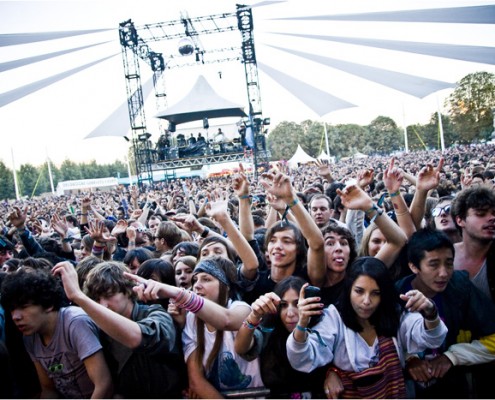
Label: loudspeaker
xmin=203 ymin=118 xmax=209 ymax=129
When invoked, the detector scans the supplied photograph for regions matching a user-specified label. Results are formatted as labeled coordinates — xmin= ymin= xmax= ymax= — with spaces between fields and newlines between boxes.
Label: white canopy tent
xmin=288 ymin=144 xmax=317 ymax=168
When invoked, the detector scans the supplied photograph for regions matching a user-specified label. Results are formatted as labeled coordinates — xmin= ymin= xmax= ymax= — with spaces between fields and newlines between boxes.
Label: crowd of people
xmin=0 ymin=142 xmax=494 ymax=399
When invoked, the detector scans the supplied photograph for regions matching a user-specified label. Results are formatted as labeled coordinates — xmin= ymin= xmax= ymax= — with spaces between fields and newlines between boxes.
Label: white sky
xmin=0 ymin=0 xmax=494 ymax=168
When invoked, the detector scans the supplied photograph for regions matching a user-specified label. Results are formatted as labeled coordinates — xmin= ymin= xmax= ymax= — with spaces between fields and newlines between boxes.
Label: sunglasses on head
xmin=432 ymin=205 xmax=451 ymax=217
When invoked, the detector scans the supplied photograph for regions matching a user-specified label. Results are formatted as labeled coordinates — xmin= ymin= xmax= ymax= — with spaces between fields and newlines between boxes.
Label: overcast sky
xmin=0 ymin=0 xmax=494 ymax=168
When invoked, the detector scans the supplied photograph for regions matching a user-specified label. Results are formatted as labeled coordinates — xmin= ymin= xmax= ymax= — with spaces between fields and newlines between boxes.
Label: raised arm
xmin=52 ymin=262 xmax=146 ymax=349
xmin=337 ymin=184 xmax=407 ymax=268
xmin=124 ymin=272 xmax=251 ymax=331
xmin=206 ymin=192 xmax=259 ymax=280
xmin=409 ymin=158 xmax=444 ymax=229
xmin=260 ymin=170 xmax=325 ymax=286
xmin=383 ymin=158 xmax=416 ymax=239
xmin=233 ymin=163 xmax=254 ymax=241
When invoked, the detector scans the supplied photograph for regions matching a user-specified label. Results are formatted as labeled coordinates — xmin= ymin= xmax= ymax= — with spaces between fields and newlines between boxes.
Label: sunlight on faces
xmin=350 ymin=275 xmax=381 ymax=323
xmin=280 ymin=288 xmax=299 ymax=332
xmin=410 ymin=247 xmax=454 ymax=298
xmin=192 ymin=272 xmax=220 ymax=303
xmin=368 ymin=229 xmax=386 ymax=257
xmin=324 ymin=232 xmax=350 ymax=273
xmin=267 ymin=229 xmax=297 ymax=269
xmin=175 ymin=261 xmax=194 ymax=289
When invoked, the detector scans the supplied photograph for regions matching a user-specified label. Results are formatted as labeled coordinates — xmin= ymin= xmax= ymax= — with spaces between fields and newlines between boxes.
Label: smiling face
xmin=350 ymin=275 xmax=381 ymax=324
xmin=410 ymin=247 xmax=454 ymax=298
xmin=267 ymin=228 xmax=298 ymax=270
xmin=279 ymin=288 xmax=299 ymax=332
xmin=193 ymin=272 xmax=220 ymax=303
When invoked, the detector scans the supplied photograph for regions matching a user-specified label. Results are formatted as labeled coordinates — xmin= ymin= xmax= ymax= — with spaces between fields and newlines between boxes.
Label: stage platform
xmin=144 ymin=149 xmax=271 ymax=171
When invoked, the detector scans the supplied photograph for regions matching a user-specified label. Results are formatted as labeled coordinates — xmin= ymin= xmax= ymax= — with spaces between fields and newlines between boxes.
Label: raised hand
xmin=170 ymin=214 xmax=203 ymax=234
xmin=315 ymin=159 xmax=332 ymax=179
xmin=383 ymin=158 xmax=403 ymax=194
xmin=416 ymin=157 xmax=444 ymax=192
xmin=85 ymin=220 xmax=117 ymax=244
xmin=8 ymin=206 xmax=28 ymax=229
xmin=206 ymin=191 xmax=230 ymax=221
xmin=260 ymin=170 xmax=295 ymax=201
xmin=51 ymin=213 xmax=69 ymax=238
xmin=232 ymin=163 xmax=250 ymax=197
xmin=111 ymin=220 xmax=128 ymax=236
xmin=336 ymin=184 xmax=373 ymax=212
xmin=52 ymin=261 xmax=83 ymax=302
xmin=357 ymin=167 xmax=374 ymax=189
xmin=266 ymin=193 xmax=286 ymax=213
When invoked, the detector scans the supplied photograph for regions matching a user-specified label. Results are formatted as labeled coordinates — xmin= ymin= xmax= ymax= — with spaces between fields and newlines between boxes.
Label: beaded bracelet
xmin=389 ymin=190 xmax=401 ymax=198
xmin=242 ymin=318 xmax=261 ymax=330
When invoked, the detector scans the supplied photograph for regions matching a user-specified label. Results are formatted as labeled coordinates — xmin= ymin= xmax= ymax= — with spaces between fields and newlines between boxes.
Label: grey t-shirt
xmin=471 ymin=260 xmax=491 ymax=300
xmin=24 ymin=306 xmax=102 ymax=399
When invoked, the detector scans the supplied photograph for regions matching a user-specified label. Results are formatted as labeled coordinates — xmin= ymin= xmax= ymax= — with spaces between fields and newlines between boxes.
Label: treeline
xmin=0 ymin=159 xmax=129 ymax=200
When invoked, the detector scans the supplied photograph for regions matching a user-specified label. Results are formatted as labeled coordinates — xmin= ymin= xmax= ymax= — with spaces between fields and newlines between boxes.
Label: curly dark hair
xmin=1 ymin=268 xmax=67 ymax=312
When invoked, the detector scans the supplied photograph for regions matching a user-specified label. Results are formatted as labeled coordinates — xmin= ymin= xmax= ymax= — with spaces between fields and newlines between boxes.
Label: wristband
xmin=365 ymin=204 xmax=379 ymax=215
xmin=389 ymin=190 xmax=401 ymax=198
xmin=369 ymin=208 xmax=383 ymax=224
xmin=242 ymin=318 xmax=261 ymax=330
xmin=296 ymin=324 xmax=308 ymax=332
xmin=62 ymin=237 xmax=72 ymax=243
xmin=287 ymin=198 xmax=299 ymax=208
xmin=239 ymin=194 xmax=251 ymax=200
xmin=200 ymin=227 xmax=210 ymax=238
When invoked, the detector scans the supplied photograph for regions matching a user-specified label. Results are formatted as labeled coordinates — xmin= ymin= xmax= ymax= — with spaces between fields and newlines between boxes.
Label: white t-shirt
xmin=182 ymin=300 xmax=264 ymax=392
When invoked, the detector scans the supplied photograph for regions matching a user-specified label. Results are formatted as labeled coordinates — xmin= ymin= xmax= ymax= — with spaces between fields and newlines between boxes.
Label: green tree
xmin=267 ymin=121 xmax=304 ymax=160
xmin=18 ymin=164 xmax=40 ymax=198
xmin=60 ymin=159 xmax=83 ymax=181
xmin=0 ymin=161 xmax=15 ymax=200
xmin=365 ymin=116 xmax=403 ymax=154
xmin=447 ymin=71 xmax=495 ymax=143
xmin=332 ymin=124 xmax=368 ymax=158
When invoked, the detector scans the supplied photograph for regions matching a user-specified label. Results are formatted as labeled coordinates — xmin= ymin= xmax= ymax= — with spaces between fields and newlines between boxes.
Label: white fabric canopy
xmin=288 ymin=144 xmax=317 ymax=167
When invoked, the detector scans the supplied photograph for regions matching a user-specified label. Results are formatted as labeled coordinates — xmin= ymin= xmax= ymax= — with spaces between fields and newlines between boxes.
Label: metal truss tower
xmin=119 ymin=5 xmax=268 ymax=186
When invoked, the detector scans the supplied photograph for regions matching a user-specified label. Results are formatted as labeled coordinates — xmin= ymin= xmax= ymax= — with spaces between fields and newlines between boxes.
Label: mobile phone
xmin=304 ymin=286 xmax=321 ymax=299
xmin=305 ymin=286 xmax=322 ymax=328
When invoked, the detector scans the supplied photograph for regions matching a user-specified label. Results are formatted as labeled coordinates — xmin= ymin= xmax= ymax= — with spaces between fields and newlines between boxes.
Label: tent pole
xmin=323 ymin=122 xmax=330 ymax=160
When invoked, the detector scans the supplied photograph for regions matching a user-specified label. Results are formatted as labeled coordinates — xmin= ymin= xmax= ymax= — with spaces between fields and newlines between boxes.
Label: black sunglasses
xmin=432 ymin=205 xmax=451 ymax=217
